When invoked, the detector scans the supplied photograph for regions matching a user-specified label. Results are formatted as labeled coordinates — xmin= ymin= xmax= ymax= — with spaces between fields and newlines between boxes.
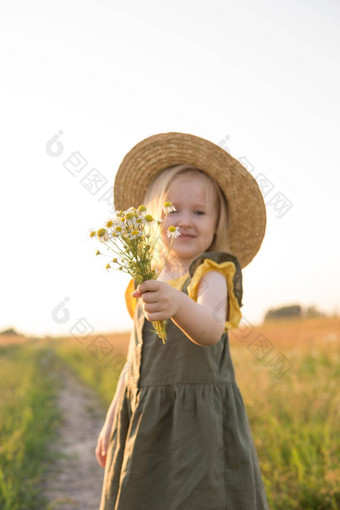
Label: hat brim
xmin=114 ymin=132 xmax=266 ymax=268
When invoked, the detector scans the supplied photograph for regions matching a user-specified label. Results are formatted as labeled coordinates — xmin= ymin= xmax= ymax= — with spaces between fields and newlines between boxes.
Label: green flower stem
xmin=150 ymin=320 xmax=167 ymax=344
xmin=148 ymin=211 xmax=168 ymax=255
xmin=103 ymin=239 xmax=129 ymax=260
xmin=109 ymin=238 xmax=134 ymax=259
xmin=153 ymin=237 xmax=174 ymax=280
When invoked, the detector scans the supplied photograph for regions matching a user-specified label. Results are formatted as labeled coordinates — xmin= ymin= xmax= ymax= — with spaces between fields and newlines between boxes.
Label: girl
xmin=96 ymin=132 xmax=269 ymax=509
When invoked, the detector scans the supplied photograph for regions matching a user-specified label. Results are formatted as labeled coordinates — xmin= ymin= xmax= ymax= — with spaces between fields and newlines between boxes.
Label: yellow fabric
xmin=125 ymin=278 xmax=137 ymax=319
xmin=124 ymin=261 xmax=242 ymax=331
xmin=187 ymin=259 xmax=242 ymax=331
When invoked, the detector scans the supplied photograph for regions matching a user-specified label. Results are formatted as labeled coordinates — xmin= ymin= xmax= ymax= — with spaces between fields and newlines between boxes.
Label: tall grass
xmin=13 ymin=317 xmax=339 ymax=509
xmin=229 ymin=317 xmax=340 ymax=509
xmin=0 ymin=342 xmax=60 ymax=510
xmin=50 ymin=336 xmax=126 ymax=408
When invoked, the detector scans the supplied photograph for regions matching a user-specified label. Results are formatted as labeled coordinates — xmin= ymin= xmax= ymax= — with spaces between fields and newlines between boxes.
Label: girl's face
xmin=161 ymin=172 xmax=218 ymax=267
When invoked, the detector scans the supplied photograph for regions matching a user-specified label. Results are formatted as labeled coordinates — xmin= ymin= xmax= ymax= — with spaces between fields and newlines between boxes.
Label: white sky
xmin=0 ymin=0 xmax=339 ymax=338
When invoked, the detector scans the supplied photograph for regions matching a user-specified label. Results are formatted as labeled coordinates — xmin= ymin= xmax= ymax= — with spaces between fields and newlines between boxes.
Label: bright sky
xmin=1 ymin=0 xmax=339 ymax=338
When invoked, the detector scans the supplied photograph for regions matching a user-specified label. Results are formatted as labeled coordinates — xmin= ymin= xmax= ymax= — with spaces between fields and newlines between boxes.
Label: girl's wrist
xmin=171 ymin=290 xmax=187 ymax=319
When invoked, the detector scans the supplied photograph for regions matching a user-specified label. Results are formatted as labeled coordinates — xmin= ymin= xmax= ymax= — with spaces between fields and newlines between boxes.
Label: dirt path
xmin=43 ymin=365 xmax=107 ymax=509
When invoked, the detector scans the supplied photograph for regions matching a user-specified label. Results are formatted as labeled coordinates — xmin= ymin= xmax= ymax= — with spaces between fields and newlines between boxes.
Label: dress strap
xmin=181 ymin=276 xmax=192 ymax=295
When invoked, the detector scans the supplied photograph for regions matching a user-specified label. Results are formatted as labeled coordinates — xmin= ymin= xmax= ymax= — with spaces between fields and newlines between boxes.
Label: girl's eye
xmin=168 ymin=209 xmax=205 ymax=215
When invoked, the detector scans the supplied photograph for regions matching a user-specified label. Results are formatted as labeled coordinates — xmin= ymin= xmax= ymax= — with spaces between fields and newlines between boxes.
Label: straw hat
xmin=114 ymin=132 xmax=266 ymax=268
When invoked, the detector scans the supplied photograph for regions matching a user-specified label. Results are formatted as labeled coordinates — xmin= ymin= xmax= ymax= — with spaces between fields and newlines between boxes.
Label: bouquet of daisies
xmin=89 ymin=202 xmax=180 ymax=344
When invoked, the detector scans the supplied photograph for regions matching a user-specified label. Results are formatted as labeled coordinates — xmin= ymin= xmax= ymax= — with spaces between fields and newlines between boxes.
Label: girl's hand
xmin=131 ymin=280 xmax=183 ymax=321
xmin=95 ymin=420 xmax=113 ymax=468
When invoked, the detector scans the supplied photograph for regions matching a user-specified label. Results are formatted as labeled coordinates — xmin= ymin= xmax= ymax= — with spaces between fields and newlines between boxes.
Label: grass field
xmin=0 ymin=317 xmax=339 ymax=509
xmin=228 ymin=317 xmax=340 ymax=509
xmin=0 ymin=342 xmax=61 ymax=510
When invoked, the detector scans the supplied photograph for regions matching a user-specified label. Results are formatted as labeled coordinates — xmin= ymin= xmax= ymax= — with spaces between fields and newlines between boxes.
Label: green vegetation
xmin=0 ymin=327 xmax=22 ymax=335
xmin=230 ymin=325 xmax=340 ymax=509
xmin=264 ymin=304 xmax=329 ymax=321
xmin=50 ymin=337 xmax=126 ymax=408
xmin=264 ymin=304 xmax=303 ymax=320
xmin=0 ymin=342 xmax=61 ymax=510
xmin=1 ymin=317 xmax=339 ymax=509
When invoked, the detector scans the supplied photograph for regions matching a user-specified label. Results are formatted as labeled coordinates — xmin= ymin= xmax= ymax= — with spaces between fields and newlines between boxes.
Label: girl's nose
xmin=177 ymin=211 xmax=192 ymax=227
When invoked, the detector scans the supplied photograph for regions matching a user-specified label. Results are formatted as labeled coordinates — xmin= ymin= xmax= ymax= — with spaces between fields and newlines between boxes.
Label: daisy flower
xmin=162 ymin=201 xmax=176 ymax=214
xmin=166 ymin=226 xmax=181 ymax=239
xmin=137 ymin=204 xmax=148 ymax=214
xmin=97 ymin=228 xmax=109 ymax=242
xmin=89 ymin=201 xmax=181 ymax=344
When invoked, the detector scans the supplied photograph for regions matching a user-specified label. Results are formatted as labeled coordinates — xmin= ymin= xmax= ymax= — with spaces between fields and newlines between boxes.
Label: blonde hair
xmin=143 ymin=165 xmax=231 ymax=265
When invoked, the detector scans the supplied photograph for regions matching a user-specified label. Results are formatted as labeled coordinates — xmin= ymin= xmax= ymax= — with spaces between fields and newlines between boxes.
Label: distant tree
xmin=264 ymin=305 xmax=302 ymax=321
xmin=305 ymin=306 xmax=325 ymax=318
xmin=0 ymin=327 xmax=21 ymax=336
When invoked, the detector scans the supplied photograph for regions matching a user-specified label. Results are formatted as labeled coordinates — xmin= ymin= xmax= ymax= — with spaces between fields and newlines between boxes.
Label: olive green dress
xmin=99 ymin=252 xmax=270 ymax=510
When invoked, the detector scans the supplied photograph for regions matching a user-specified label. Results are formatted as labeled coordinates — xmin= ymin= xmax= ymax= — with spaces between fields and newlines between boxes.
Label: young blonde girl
xmin=96 ymin=133 xmax=269 ymax=509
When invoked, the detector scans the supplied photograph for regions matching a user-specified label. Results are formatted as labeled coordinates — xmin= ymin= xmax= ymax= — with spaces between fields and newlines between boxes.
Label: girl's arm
xmin=171 ymin=271 xmax=227 ymax=346
xmin=132 ymin=271 xmax=227 ymax=347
